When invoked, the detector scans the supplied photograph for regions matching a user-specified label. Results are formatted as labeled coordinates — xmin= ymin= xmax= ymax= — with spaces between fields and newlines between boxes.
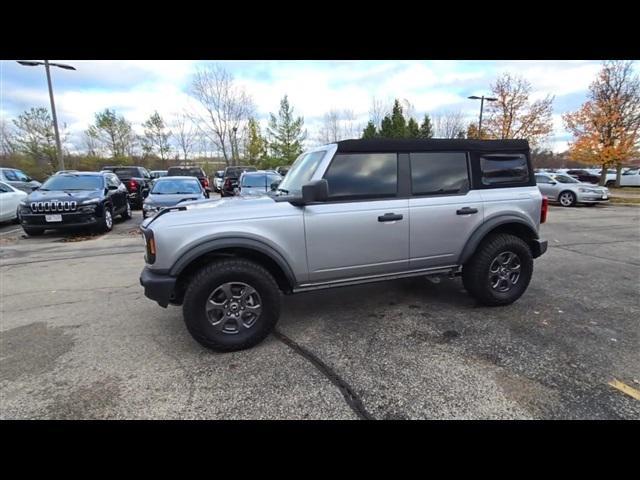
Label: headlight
xmin=578 ymin=188 xmax=595 ymax=193
xmin=143 ymin=204 xmax=157 ymax=211
xmin=20 ymin=200 xmax=28 ymax=206
xmin=81 ymin=197 xmax=101 ymax=205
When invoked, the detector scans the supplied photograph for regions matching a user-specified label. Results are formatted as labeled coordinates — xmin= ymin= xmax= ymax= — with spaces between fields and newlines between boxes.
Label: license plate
xmin=602 ymin=195 xmax=608 ymax=200
xmin=45 ymin=214 xmax=62 ymax=222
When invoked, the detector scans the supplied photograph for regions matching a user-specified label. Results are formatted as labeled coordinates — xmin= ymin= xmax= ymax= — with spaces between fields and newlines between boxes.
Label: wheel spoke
xmin=219 ymin=283 xmax=234 ymax=300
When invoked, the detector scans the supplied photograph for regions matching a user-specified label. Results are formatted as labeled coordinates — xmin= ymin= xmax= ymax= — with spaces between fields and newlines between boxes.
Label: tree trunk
xmin=616 ymin=163 xmax=622 ymax=188
xmin=600 ymin=163 xmax=607 ymax=186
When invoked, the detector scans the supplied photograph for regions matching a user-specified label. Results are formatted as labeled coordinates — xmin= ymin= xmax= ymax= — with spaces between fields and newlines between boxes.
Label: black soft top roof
xmin=335 ymin=138 xmax=529 ymax=153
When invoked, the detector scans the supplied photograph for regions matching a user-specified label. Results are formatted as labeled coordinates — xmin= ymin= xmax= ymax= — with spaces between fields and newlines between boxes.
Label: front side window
xmin=623 ymin=168 xmax=639 ymax=176
xmin=323 ymin=153 xmax=397 ymax=200
xmin=535 ymin=174 xmax=552 ymax=184
xmin=0 ymin=182 xmax=11 ymax=193
xmin=480 ymin=154 xmax=529 ymax=186
xmin=410 ymin=152 xmax=469 ymax=195
xmin=277 ymin=150 xmax=326 ymax=195
xmin=554 ymin=174 xmax=579 ymax=184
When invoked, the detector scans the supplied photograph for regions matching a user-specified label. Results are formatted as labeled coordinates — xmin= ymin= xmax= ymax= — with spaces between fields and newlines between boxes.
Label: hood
xmin=26 ymin=189 xmax=101 ymax=203
xmin=142 ymin=193 xmax=299 ymax=229
xmin=145 ymin=193 xmax=205 ymax=207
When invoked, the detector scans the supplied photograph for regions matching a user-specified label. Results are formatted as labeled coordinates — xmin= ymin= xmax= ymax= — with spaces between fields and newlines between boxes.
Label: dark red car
xmin=566 ymin=169 xmax=600 ymax=184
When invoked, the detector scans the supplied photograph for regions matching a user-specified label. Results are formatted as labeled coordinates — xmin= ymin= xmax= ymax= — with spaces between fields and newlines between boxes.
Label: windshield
xmin=554 ymin=174 xmax=579 ymax=184
xmin=242 ymin=174 xmax=266 ymax=188
xmin=167 ymin=167 xmax=203 ymax=177
xmin=151 ymin=178 xmax=202 ymax=194
xmin=41 ymin=175 xmax=104 ymax=191
xmin=277 ymin=150 xmax=327 ymax=194
xmin=623 ymin=168 xmax=638 ymax=175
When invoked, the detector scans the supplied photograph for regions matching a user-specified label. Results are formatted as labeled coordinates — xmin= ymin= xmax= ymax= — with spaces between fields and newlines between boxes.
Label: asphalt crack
xmin=273 ymin=329 xmax=374 ymax=420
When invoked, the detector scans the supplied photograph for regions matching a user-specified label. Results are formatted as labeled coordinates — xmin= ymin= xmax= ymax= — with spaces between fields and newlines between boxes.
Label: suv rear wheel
xmin=182 ymin=258 xmax=281 ymax=352
xmin=462 ymin=233 xmax=533 ymax=306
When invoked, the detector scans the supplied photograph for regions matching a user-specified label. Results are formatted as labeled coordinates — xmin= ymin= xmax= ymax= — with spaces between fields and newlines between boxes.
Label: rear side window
xmin=324 ymin=153 xmax=397 ymax=200
xmin=480 ymin=154 xmax=529 ymax=186
xmin=410 ymin=152 xmax=469 ymax=195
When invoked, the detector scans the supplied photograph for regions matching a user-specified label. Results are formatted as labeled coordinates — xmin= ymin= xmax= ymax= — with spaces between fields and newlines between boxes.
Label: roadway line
xmin=608 ymin=379 xmax=640 ymax=401
xmin=0 ymin=228 xmax=22 ymax=236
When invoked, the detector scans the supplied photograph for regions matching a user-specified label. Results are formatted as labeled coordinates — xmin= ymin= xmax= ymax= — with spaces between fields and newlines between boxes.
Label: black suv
xmin=101 ymin=166 xmax=153 ymax=208
xmin=221 ymin=166 xmax=257 ymax=196
xmin=19 ymin=172 xmax=131 ymax=236
xmin=166 ymin=166 xmax=211 ymax=192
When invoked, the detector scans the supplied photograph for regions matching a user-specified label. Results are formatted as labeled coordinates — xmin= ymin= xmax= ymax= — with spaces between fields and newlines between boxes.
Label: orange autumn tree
xmin=563 ymin=61 xmax=640 ymax=186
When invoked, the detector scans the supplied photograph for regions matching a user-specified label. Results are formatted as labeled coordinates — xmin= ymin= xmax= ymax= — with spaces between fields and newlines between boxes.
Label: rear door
xmin=408 ymin=152 xmax=484 ymax=269
xmin=304 ymin=152 xmax=409 ymax=283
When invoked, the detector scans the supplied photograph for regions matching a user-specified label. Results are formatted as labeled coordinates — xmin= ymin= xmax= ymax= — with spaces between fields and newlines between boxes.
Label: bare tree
xmin=433 ymin=111 xmax=466 ymax=138
xmin=369 ymin=96 xmax=389 ymax=130
xmin=189 ymin=65 xmax=255 ymax=166
xmin=173 ymin=112 xmax=198 ymax=165
xmin=83 ymin=129 xmax=100 ymax=157
xmin=1 ymin=117 xmax=16 ymax=156
xmin=317 ymin=109 xmax=361 ymax=144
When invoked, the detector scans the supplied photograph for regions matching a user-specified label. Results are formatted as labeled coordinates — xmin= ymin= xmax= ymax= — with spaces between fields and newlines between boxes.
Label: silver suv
xmin=140 ymin=139 xmax=548 ymax=351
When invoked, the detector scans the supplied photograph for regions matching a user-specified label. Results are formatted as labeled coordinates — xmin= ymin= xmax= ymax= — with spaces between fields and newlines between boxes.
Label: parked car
xmin=619 ymin=167 xmax=640 ymax=186
xmin=139 ymin=138 xmax=548 ymax=352
xmin=0 ymin=167 xmax=41 ymax=193
xmin=565 ymin=169 xmax=600 ymax=184
xmin=18 ymin=172 xmax=131 ymax=236
xmin=150 ymin=170 xmax=168 ymax=179
xmin=237 ymin=171 xmax=283 ymax=196
xmin=166 ymin=166 xmax=210 ymax=192
xmin=0 ymin=181 xmax=28 ymax=223
xmin=221 ymin=166 xmax=257 ymax=197
xmin=213 ymin=170 xmax=225 ymax=192
xmin=276 ymin=166 xmax=290 ymax=176
xmin=142 ymin=176 xmax=209 ymax=219
xmin=536 ymin=172 xmax=609 ymax=206
xmin=101 ymin=166 xmax=153 ymax=209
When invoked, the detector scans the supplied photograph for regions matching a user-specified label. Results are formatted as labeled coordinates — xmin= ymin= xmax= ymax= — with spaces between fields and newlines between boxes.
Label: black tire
xmin=121 ymin=201 xmax=132 ymax=220
xmin=462 ymin=233 xmax=534 ymax=306
xmin=12 ymin=209 xmax=20 ymax=224
xmin=606 ymin=180 xmax=615 ymax=187
xmin=558 ymin=190 xmax=577 ymax=207
xmin=23 ymin=226 xmax=44 ymax=236
xmin=182 ymin=258 xmax=281 ymax=352
xmin=96 ymin=204 xmax=114 ymax=233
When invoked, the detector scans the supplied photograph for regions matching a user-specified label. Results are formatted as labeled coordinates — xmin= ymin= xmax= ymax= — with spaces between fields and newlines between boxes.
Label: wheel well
xmin=482 ymin=222 xmax=538 ymax=253
xmin=173 ymin=247 xmax=293 ymax=304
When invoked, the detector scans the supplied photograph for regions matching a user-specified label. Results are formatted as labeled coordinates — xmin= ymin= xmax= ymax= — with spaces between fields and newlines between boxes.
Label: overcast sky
xmin=2 ymin=60 xmax=635 ymax=153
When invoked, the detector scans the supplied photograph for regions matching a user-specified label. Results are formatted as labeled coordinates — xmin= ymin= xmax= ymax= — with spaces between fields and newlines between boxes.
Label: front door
xmin=304 ymin=152 xmax=409 ymax=283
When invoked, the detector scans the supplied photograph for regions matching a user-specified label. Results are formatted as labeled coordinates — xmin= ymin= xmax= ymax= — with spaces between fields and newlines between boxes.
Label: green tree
xmin=142 ymin=111 xmax=172 ymax=164
xmin=12 ymin=107 xmax=61 ymax=172
xmin=379 ymin=116 xmax=394 ymax=138
xmin=419 ymin=114 xmax=434 ymax=138
xmin=362 ymin=121 xmax=378 ymax=139
xmin=407 ymin=118 xmax=420 ymax=138
xmin=244 ymin=117 xmax=267 ymax=165
xmin=267 ymin=95 xmax=307 ymax=163
xmin=390 ymin=99 xmax=407 ymax=137
xmin=89 ymin=109 xmax=135 ymax=159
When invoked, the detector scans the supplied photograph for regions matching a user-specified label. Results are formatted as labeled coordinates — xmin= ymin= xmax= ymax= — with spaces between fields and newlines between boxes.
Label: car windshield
xmin=151 ymin=179 xmax=202 ymax=194
xmin=276 ymin=150 xmax=326 ymax=194
xmin=554 ymin=174 xmax=579 ymax=184
xmin=41 ymin=175 xmax=104 ymax=191
xmin=241 ymin=175 xmax=266 ymax=188
xmin=215 ymin=171 xmax=224 ymax=178
xmin=167 ymin=168 xmax=203 ymax=177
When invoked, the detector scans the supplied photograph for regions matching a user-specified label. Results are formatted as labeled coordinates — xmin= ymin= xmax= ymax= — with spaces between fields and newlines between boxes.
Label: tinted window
xmin=480 ymin=154 xmax=529 ymax=185
xmin=242 ymin=174 xmax=266 ymax=188
xmin=410 ymin=152 xmax=468 ymax=195
xmin=167 ymin=167 xmax=204 ymax=177
xmin=0 ymin=182 xmax=11 ymax=193
xmin=535 ymin=174 xmax=552 ymax=184
xmin=41 ymin=175 xmax=104 ymax=191
xmin=3 ymin=170 xmax=19 ymax=181
xmin=112 ymin=168 xmax=140 ymax=178
xmin=324 ymin=153 xmax=397 ymax=199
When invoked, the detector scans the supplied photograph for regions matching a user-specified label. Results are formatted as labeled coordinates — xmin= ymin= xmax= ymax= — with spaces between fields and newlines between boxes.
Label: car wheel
xmin=121 ymin=201 xmax=132 ymax=220
xmin=606 ymin=180 xmax=615 ymax=187
xmin=559 ymin=190 xmax=577 ymax=207
xmin=97 ymin=205 xmax=113 ymax=233
xmin=23 ymin=226 xmax=44 ymax=236
xmin=462 ymin=233 xmax=533 ymax=306
xmin=182 ymin=258 xmax=281 ymax=352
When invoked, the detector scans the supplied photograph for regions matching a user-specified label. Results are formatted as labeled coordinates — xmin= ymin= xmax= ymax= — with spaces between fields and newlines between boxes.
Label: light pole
xmin=468 ymin=95 xmax=497 ymax=138
xmin=17 ymin=60 xmax=76 ymax=171
xmin=232 ymin=126 xmax=238 ymax=165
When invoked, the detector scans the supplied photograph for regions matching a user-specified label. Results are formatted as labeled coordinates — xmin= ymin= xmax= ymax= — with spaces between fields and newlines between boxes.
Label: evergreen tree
xmin=362 ymin=121 xmax=377 ymax=139
xmin=419 ymin=114 xmax=434 ymax=138
xmin=267 ymin=95 xmax=306 ymax=163
xmin=390 ymin=99 xmax=406 ymax=137
xmin=379 ymin=116 xmax=394 ymax=138
xmin=407 ymin=118 xmax=420 ymax=138
xmin=244 ymin=117 xmax=267 ymax=165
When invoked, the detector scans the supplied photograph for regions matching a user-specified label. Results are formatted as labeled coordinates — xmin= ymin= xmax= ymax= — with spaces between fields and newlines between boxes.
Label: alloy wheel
xmin=205 ymin=282 xmax=262 ymax=334
xmin=489 ymin=251 xmax=521 ymax=293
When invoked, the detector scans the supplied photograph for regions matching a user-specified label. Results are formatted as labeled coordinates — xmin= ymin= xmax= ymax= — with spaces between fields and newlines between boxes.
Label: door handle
xmin=456 ymin=207 xmax=478 ymax=215
xmin=378 ymin=213 xmax=403 ymax=222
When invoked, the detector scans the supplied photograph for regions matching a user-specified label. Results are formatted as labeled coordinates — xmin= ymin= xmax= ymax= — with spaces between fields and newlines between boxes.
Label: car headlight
xmin=20 ymin=200 xmax=28 ymax=206
xmin=143 ymin=204 xmax=158 ymax=211
xmin=578 ymin=188 xmax=595 ymax=193
xmin=81 ymin=197 xmax=101 ymax=205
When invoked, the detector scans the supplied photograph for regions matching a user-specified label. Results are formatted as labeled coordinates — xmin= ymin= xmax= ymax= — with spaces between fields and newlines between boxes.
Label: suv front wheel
xmin=462 ymin=233 xmax=533 ymax=306
xmin=182 ymin=258 xmax=281 ymax=352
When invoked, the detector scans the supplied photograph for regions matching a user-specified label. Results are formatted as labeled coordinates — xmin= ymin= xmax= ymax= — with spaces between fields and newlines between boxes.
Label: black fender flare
xmin=168 ymin=236 xmax=297 ymax=288
xmin=458 ymin=214 xmax=538 ymax=265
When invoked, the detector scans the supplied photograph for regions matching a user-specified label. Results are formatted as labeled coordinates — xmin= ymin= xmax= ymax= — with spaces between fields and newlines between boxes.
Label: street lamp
xmin=468 ymin=95 xmax=497 ymax=138
xmin=17 ymin=60 xmax=76 ymax=171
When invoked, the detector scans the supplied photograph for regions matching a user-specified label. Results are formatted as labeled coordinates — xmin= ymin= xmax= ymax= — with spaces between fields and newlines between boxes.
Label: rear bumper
xmin=140 ymin=267 xmax=176 ymax=308
xmin=531 ymin=239 xmax=548 ymax=259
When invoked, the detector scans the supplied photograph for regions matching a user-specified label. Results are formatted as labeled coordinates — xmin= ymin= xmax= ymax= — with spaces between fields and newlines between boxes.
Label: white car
xmin=535 ymin=172 xmax=609 ymax=207
xmin=619 ymin=168 xmax=640 ymax=187
xmin=0 ymin=181 xmax=28 ymax=223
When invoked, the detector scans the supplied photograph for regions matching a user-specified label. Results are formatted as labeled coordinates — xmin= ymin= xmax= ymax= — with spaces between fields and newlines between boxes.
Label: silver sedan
xmin=535 ymin=173 xmax=609 ymax=207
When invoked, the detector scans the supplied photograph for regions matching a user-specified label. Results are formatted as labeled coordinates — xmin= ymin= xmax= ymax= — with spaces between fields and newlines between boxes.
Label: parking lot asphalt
xmin=1 ymin=203 xmax=639 ymax=419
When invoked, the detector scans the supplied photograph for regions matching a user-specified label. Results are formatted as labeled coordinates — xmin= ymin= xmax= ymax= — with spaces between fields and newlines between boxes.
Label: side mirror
xmin=31 ymin=186 xmax=40 ymax=191
xmin=142 ymin=188 xmax=150 ymax=198
xmin=270 ymin=180 xmax=281 ymax=191
xmin=301 ymin=179 xmax=329 ymax=204
xmin=108 ymin=185 xmax=118 ymax=190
